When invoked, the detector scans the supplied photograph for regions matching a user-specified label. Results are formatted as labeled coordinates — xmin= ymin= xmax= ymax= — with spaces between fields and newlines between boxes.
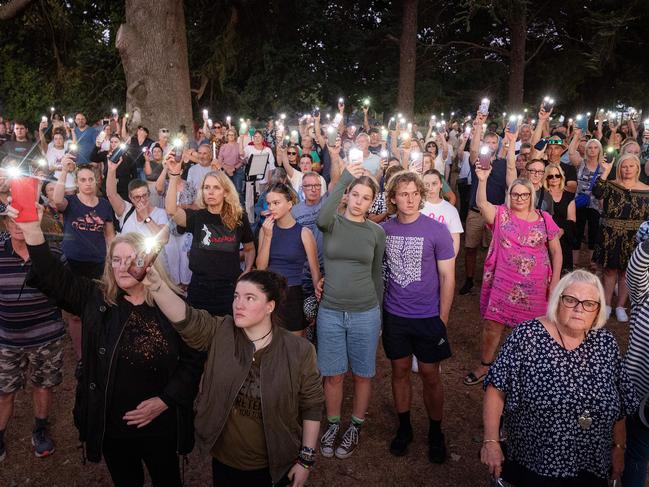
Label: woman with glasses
xmin=143 ymin=143 xmax=165 ymax=207
xmin=525 ymin=159 xmax=554 ymax=215
xmin=464 ymin=169 xmax=562 ymax=386
xmin=277 ymin=146 xmax=327 ymax=201
xmin=481 ymin=270 xmax=637 ymax=486
xmin=218 ymin=128 xmax=246 ymax=205
xmin=545 ymin=163 xmax=576 ymax=273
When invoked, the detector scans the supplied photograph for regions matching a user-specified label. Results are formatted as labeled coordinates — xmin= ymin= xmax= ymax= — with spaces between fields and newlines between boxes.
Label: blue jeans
xmin=316 ymin=305 xmax=381 ymax=378
xmin=622 ymin=414 xmax=649 ymax=487
xmin=228 ymin=167 xmax=246 ymax=207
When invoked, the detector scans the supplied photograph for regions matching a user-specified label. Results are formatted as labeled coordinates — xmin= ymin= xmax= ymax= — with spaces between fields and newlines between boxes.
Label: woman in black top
xmin=8 ymin=208 xmax=204 ymax=487
xmin=165 ymin=155 xmax=255 ymax=315
xmin=545 ymin=163 xmax=576 ymax=274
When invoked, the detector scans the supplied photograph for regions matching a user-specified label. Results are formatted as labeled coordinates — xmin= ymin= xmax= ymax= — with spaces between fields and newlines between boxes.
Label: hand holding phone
xmin=10 ymin=177 xmax=39 ymax=223
xmin=477 ymin=146 xmax=492 ymax=171
xmin=128 ymin=240 xmax=161 ymax=281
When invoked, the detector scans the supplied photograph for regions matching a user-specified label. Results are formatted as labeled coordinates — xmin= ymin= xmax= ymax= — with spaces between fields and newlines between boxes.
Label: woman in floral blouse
xmin=481 ymin=270 xmax=637 ymax=486
xmin=464 ymin=170 xmax=562 ymax=385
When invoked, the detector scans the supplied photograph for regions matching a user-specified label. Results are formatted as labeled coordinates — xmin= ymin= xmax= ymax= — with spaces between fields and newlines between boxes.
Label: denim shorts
xmin=316 ymin=305 xmax=381 ymax=378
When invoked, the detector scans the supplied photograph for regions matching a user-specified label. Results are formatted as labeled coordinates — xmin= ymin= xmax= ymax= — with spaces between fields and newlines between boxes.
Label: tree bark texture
xmin=397 ymin=0 xmax=418 ymax=118
xmin=506 ymin=1 xmax=527 ymax=111
xmin=0 ymin=0 xmax=32 ymax=20
xmin=116 ymin=0 xmax=192 ymax=136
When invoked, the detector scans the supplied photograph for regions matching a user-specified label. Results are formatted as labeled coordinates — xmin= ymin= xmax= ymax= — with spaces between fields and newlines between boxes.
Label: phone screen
xmin=10 ymin=177 xmax=39 ymax=222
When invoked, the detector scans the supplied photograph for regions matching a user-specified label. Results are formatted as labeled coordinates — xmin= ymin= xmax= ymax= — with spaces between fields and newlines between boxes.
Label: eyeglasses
xmin=560 ymin=294 xmax=600 ymax=312
xmin=546 ymin=174 xmax=562 ymax=180
xmin=111 ymin=256 xmax=134 ymax=268
xmin=303 ymin=184 xmax=322 ymax=190
xmin=287 ymin=151 xmax=297 ymax=155
xmin=527 ymin=169 xmax=545 ymax=176
xmin=214 ymin=125 xmax=222 ymax=129
xmin=130 ymin=193 xmax=150 ymax=201
xmin=509 ymin=192 xmax=531 ymax=201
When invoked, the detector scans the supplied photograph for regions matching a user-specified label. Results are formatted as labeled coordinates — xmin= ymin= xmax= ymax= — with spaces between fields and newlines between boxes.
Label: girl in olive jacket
xmin=144 ymin=267 xmax=324 ymax=487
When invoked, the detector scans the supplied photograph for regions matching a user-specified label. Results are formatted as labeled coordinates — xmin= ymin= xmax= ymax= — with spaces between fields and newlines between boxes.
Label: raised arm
xmin=106 ymin=157 xmax=127 ymax=217
xmin=155 ymin=164 xmax=168 ymax=195
xmin=317 ymin=165 xmax=361 ymax=231
xmin=53 ymin=157 xmax=75 ymax=212
xmin=362 ymin=105 xmax=370 ymax=132
xmin=164 ymin=155 xmax=187 ymax=226
xmin=531 ymin=104 xmax=551 ymax=158
xmin=38 ymin=120 xmax=49 ymax=154
xmin=476 ymin=167 xmax=496 ymax=224
xmin=469 ymin=112 xmax=486 ymax=163
xmin=255 ymin=216 xmax=274 ymax=270
xmin=568 ymin=128 xmax=584 ymax=166
xmin=504 ymin=127 xmax=519 ymax=188
xmin=314 ymin=113 xmax=326 ymax=149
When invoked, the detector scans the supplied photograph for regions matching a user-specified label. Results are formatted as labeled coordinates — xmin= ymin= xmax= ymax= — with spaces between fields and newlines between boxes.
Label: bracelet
xmin=295 ymin=459 xmax=314 ymax=470
xmin=483 ymin=439 xmax=500 ymax=444
xmin=168 ymin=172 xmax=181 ymax=177
xmin=612 ymin=443 xmax=626 ymax=450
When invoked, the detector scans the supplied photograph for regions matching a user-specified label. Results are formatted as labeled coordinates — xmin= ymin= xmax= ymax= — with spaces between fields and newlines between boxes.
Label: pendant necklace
xmin=555 ymin=324 xmax=592 ymax=430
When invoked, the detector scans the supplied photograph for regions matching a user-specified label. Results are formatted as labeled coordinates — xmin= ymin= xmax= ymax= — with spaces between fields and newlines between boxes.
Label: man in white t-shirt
xmin=186 ymin=143 xmax=216 ymax=193
xmin=280 ymin=152 xmax=326 ymax=201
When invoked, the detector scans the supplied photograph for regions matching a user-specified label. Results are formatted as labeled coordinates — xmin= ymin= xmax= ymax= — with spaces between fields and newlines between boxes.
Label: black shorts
xmin=382 ymin=309 xmax=451 ymax=364
xmin=277 ymin=285 xmax=306 ymax=332
xmin=66 ymin=259 xmax=105 ymax=280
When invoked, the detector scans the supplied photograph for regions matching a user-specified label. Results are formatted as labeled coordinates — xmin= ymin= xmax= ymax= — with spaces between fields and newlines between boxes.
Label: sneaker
xmin=335 ymin=423 xmax=361 ymax=459
xmin=31 ymin=428 xmax=55 ymax=458
xmin=389 ymin=426 xmax=413 ymax=457
xmin=605 ymin=305 xmax=612 ymax=320
xmin=428 ymin=432 xmax=447 ymax=464
xmin=459 ymin=280 xmax=473 ymax=295
xmin=0 ymin=436 xmax=5 ymax=462
xmin=615 ymin=307 xmax=629 ymax=323
xmin=319 ymin=422 xmax=340 ymax=458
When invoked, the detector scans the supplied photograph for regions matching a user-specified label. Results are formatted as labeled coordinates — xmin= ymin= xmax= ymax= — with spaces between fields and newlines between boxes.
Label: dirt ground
xmin=0 ymin=249 xmax=634 ymax=487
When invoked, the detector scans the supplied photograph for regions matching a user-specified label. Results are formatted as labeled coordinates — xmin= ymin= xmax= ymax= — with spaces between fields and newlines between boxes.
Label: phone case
xmin=127 ymin=249 xmax=161 ymax=281
xmin=10 ymin=177 xmax=39 ymax=222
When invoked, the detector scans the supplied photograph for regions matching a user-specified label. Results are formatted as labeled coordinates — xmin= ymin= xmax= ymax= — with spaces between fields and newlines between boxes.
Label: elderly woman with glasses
xmin=464 ymin=169 xmax=562 ymax=386
xmin=545 ymin=163 xmax=576 ymax=273
xmin=481 ymin=270 xmax=638 ymax=486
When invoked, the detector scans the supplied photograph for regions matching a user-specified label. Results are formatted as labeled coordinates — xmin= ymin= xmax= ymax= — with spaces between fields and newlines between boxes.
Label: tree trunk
xmin=397 ymin=0 xmax=418 ymax=118
xmin=116 ymin=0 xmax=192 ymax=136
xmin=0 ymin=0 xmax=32 ymax=20
xmin=506 ymin=2 xmax=526 ymax=111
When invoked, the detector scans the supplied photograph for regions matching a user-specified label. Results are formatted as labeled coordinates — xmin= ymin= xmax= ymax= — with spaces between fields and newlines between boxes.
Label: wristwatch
xmin=144 ymin=217 xmax=152 ymax=224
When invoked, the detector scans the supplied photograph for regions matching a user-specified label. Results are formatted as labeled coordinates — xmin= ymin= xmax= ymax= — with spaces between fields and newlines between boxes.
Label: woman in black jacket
xmin=9 ymin=204 xmax=203 ymax=487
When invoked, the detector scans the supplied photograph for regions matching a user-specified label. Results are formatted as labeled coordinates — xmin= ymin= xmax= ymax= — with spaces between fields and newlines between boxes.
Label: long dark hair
xmin=237 ymin=270 xmax=287 ymax=327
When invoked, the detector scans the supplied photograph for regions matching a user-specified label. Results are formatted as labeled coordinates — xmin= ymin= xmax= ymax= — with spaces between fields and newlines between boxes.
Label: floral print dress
xmin=480 ymin=205 xmax=560 ymax=327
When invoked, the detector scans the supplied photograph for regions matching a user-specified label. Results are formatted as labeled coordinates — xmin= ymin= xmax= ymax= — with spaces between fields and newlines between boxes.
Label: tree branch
xmin=0 ymin=0 xmax=32 ymax=20
xmin=525 ymin=38 xmax=546 ymax=65
xmin=433 ymin=40 xmax=510 ymax=57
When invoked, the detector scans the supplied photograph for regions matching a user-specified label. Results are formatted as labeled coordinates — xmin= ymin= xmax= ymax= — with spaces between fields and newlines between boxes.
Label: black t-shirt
xmin=469 ymin=158 xmax=508 ymax=208
xmin=178 ymin=209 xmax=254 ymax=281
xmin=561 ymin=162 xmax=577 ymax=185
xmin=127 ymin=136 xmax=154 ymax=169
xmin=106 ymin=304 xmax=176 ymax=438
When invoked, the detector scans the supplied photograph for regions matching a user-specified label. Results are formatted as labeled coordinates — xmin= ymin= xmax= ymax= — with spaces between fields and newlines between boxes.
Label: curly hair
xmin=194 ymin=171 xmax=244 ymax=230
xmin=385 ymin=170 xmax=426 ymax=215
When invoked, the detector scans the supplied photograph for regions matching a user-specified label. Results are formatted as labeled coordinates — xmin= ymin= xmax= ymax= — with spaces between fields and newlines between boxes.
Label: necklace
xmin=250 ymin=327 xmax=272 ymax=343
xmin=554 ymin=323 xmax=592 ymax=430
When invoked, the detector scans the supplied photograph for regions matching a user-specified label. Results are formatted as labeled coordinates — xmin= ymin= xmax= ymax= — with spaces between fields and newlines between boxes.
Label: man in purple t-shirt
xmin=381 ymin=171 xmax=456 ymax=463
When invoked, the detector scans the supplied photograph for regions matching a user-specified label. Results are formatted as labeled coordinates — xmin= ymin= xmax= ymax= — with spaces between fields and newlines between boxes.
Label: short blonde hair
xmin=543 ymin=163 xmax=565 ymax=191
xmin=505 ymin=178 xmax=536 ymax=212
xmin=615 ymin=154 xmax=641 ymax=182
xmin=99 ymin=233 xmax=180 ymax=307
xmin=546 ymin=269 xmax=607 ymax=330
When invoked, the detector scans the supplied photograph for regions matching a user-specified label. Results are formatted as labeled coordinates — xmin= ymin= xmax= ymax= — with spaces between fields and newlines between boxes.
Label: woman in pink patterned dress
xmin=463 ymin=169 xmax=563 ymax=385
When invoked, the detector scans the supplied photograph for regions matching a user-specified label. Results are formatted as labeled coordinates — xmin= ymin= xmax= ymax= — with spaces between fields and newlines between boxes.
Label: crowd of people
xmin=0 ymin=97 xmax=649 ymax=486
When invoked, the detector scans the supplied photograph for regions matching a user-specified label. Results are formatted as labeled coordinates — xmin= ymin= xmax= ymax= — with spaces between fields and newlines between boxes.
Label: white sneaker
xmin=615 ymin=307 xmax=629 ymax=322
xmin=411 ymin=356 xmax=419 ymax=373
xmin=605 ymin=305 xmax=612 ymax=320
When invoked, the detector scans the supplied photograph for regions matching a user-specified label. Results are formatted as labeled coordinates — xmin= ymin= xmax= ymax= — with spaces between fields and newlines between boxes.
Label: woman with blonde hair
xmin=464 ymin=170 xmax=562 ymax=385
xmin=544 ymin=163 xmax=576 ymax=273
xmin=593 ymin=153 xmax=649 ymax=322
xmin=165 ymin=156 xmax=255 ymax=315
xmin=481 ymin=270 xmax=637 ymax=486
xmin=6 ymin=206 xmax=204 ymax=487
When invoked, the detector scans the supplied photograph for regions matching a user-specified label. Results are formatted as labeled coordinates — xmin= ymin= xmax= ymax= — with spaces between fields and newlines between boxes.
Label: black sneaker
xmin=389 ymin=427 xmax=413 ymax=456
xmin=319 ymin=422 xmax=340 ymax=458
xmin=32 ymin=427 xmax=55 ymax=458
xmin=428 ymin=432 xmax=446 ymax=464
xmin=459 ymin=280 xmax=473 ymax=295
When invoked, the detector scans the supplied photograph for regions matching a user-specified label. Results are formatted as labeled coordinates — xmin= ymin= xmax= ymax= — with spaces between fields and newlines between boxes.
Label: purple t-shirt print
xmin=382 ymin=214 xmax=455 ymax=318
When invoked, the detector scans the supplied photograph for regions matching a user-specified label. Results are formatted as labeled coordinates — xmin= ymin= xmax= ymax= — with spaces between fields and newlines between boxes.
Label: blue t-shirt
xmin=469 ymin=157 xmax=508 ymax=208
xmin=62 ymin=195 xmax=113 ymax=263
xmin=74 ymin=126 xmax=100 ymax=163
xmin=382 ymin=214 xmax=455 ymax=318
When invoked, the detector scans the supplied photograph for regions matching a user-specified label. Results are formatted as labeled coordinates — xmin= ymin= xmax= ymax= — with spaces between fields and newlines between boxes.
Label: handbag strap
xmin=586 ymin=165 xmax=600 ymax=192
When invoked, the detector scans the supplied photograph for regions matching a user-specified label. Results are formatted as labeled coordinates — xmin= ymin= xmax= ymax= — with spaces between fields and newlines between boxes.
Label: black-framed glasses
xmin=303 ymin=184 xmax=322 ymax=190
xmin=509 ymin=192 xmax=531 ymax=201
xmin=527 ymin=169 xmax=545 ymax=176
xmin=131 ymin=193 xmax=150 ymax=201
xmin=546 ymin=174 xmax=562 ymax=180
xmin=560 ymin=294 xmax=600 ymax=312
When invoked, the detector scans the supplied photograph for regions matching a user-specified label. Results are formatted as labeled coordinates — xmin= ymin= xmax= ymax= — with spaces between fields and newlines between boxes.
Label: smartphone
xmin=97 ymin=131 xmax=107 ymax=144
xmin=644 ymin=119 xmax=649 ymax=131
xmin=10 ymin=177 xmax=39 ymax=222
xmin=576 ymin=115 xmax=588 ymax=132
xmin=479 ymin=98 xmax=490 ymax=115
xmin=110 ymin=144 xmax=127 ymax=163
xmin=127 ymin=248 xmax=161 ymax=281
xmin=65 ymin=142 xmax=78 ymax=155
xmin=102 ymin=118 xmax=110 ymax=126
xmin=326 ymin=126 xmax=337 ymax=146
xmin=332 ymin=113 xmax=343 ymax=129
xmin=478 ymin=146 xmax=492 ymax=171
xmin=542 ymin=97 xmax=554 ymax=112
xmin=507 ymin=115 xmax=518 ymax=133
xmin=312 ymin=107 xmax=320 ymax=118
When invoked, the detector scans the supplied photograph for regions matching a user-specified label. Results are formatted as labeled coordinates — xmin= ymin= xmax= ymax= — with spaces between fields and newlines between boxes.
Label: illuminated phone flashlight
xmin=410 ymin=150 xmax=421 ymax=161
xmin=480 ymin=145 xmax=490 ymax=157
xmin=451 ymin=112 xmax=455 ymax=117
xmin=380 ymin=149 xmax=388 ymax=158
xmin=607 ymin=146 xmax=615 ymax=154
xmin=502 ymin=112 xmax=507 ymax=118
xmin=587 ymin=112 xmax=591 ymax=117
xmin=280 ymin=113 xmax=286 ymax=120
xmin=41 ymin=116 xmax=48 ymax=123
xmin=400 ymin=117 xmax=406 ymax=125
xmin=465 ymin=125 xmax=471 ymax=134
xmin=349 ymin=148 xmax=363 ymax=163
xmin=524 ymin=108 xmax=528 ymax=113
xmin=37 ymin=158 xmax=47 ymax=167
xmin=142 ymin=147 xmax=148 ymax=153
xmin=67 ymin=118 xmax=73 ymax=124
xmin=326 ymin=113 xmax=331 ymax=120
xmin=401 ymin=131 xmax=410 ymax=140
xmin=6 ymin=166 xmax=21 ymax=179
xmin=482 ymin=123 xmax=487 ymax=130
xmin=144 ymin=237 xmax=157 ymax=254
xmin=338 ymin=97 xmax=344 ymax=104
xmin=202 ymin=109 xmax=208 ymax=118
xmin=363 ymin=98 xmax=370 ymax=106
xmin=397 ymin=113 xmax=402 ymax=119
xmin=173 ymin=138 xmax=183 ymax=149
xmin=381 ymin=128 xmax=388 ymax=139
xmin=568 ymin=118 xmax=574 ymax=124
xmin=431 ymin=114 xmax=436 ymax=120
xmin=50 ymin=107 xmax=55 ymax=113
xmin=226 ymin=116 xmax=231 ymax=123
xmin=125 ymin=113 xmax=129 ymax=119
xmin=240 ymin=122 xmax=248 ymax=133
xmin=69 ymin=143 xmax=78 ymax=152
xmin=407 ymin=122 xmax=412 ymax=131
xmin=207 ymin=118 xmax=213 ymax=128
xmin=119 ymin=143 xmax=127 ymax=151
xmin=327 ymin=125 xmax=335 ymax=135
xmin=390 ymin=117 xmax=395 ymax=122
xmin=112 ymin=108 xmax=118 ymax=115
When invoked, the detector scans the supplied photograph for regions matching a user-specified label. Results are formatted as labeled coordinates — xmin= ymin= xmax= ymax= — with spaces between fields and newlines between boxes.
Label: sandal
xmin=463 ymin=361 xmax=493 ymax=386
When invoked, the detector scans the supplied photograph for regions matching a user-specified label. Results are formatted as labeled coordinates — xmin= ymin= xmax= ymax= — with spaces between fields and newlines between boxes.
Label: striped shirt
xmin=0 ymin=239 xmax=65 ymax=347
xmin=625 ymin=239 xmax=649 ymax=398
